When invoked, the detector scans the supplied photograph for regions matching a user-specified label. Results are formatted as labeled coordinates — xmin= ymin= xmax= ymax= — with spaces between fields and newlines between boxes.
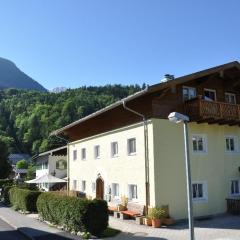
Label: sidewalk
xmin=0 ymin=203 xmax=81 ymax=240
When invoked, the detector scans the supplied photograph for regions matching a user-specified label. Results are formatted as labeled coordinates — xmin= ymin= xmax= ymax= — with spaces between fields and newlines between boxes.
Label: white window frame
xmin=81 ymin=180 xmax=86 ymax=192
xmin=192 ymin=181 xmax=208 ymax=202
xmin=73 ymin=150 xmax=77 ymax=161
xmin=128 ymin=184 xmax=138 ymax=201
xmin=192 ymin=134 xmax=207 ymax=154
xmin=111 ymin=142 xmax=118 ymax=158
xmin=81 ymin=148 xmax=86 ymax=160
xmin=230 ymin=179 xmax=240 ymax=197
xmin=225 ymin=136 xmax=238 ymax=153
xmin=92 ymin=182 xmax=96 ymax=192
xmin=112 ymin=183 xmax=120 ymax=199
xmin=182 ymin=86 xmax=197 ymax=101
xmin=94 ymin=145 xmax=100 ymax=159
xmin=204 ymin=88 xmax=217 ymax=101
xmin=73 ymin=180 xmax=77 ymax=190
xmin=225 ymin=92 xmax=236 ymax=104
xmin=127 ymin=138 xmax=136 ymax=155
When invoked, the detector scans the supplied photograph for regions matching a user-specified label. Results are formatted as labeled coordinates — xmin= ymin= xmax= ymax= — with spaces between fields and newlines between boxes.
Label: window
xmin=192 ymin=135 xmax=207 ymax=153
xmin=192 ymin=182 xmax=207 ymax=201
xmin=81 ymin=148 xmax=86 ymax=160
xmin=92 ymin=182 xmax=96 ymax=192
xmin=204 ymin=89 xmax=216 ymax=101
xmin=225 ymin=92 xmax=236 ymax=104
xmin=73 ymin=150 xmax=77 ymax=161
xmin=128 ymin=184 xmax=138 ymax=200
xmin=111 ymin=142 xmax=118 ymax=157
xmin=112 ymin=183 xmax=119 ymax=198
xmin=94 ymin=145 xmax=100 ymax=159
xmin=73 ymin=180 xmax=77 ymax=190
xmin=225 ymin=136 xmax=238 ymax=152
xmin=81 ymin=180 xmax=86 ymax=192
xmin=42 ymin=162 xmax=48 ymax=169
xmin=230 ymin=180 xmax=240 ymax=196
xmin=128 ymin=138 xmax=136 ymax=155
xmin=182 ymin=86 xmax=196 ymax=101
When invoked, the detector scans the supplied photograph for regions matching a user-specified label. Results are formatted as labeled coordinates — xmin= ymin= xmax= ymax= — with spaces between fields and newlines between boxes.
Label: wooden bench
xmin=120 ymin=202 xmax=145 ymax=219
xmin=108 ymin=199 xmax=121 ymax=218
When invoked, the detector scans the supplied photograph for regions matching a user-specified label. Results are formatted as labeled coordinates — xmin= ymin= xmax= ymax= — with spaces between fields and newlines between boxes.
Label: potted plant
xmin=148 ymin=207 xmax=166 ymax=228
xmin=143 ymin=216 xmax=152 ymax=226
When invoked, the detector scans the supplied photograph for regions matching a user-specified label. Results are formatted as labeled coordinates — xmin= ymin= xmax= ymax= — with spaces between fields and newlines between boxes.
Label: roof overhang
xmin=51 ymin=61 xmax=240 ymax=136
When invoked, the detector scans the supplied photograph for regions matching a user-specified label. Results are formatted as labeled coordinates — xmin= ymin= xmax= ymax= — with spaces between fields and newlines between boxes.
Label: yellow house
xmin=52 ymin=61 xmax=240 ymax=219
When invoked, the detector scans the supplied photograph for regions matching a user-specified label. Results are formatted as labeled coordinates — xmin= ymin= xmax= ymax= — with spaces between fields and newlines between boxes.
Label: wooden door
xmin=96 ymin=177 xmax=104 ymax=199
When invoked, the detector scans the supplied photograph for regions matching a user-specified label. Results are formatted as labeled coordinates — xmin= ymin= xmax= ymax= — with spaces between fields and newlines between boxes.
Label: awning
xmin=25 ymin=174 xmax=67 ymax=184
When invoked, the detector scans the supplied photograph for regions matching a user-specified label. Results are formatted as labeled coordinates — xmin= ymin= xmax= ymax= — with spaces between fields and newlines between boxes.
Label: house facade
xmin=35 ymin=146 xmax=67 ymax=191
xmin=53 ymin=61 xmax=240 ymax=220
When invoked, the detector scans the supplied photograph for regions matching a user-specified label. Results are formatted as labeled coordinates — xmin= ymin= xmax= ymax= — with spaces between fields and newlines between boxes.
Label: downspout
xmin=122 ymin=100 xmax=150 ymax=214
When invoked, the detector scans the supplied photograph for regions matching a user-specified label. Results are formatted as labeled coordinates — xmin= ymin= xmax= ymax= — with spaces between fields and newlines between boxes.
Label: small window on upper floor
xmin=128 ymin=138 xmax=136 ymax=155
xmin=192 ymin=135 xmax=207 ymax=153
xmin=73 ymin=150 xmax=77 ymax=161
xmin=81 ymin=148 xmax=86 ymax=160
xmin=94 ymin=145 xmax=100 ymax=159
xmin=204 ymin=88 xmax=216 ymax=101
xmin=225 ymin=92 xmax=236 ymax=104
xmin=225 ymin=136 xmax=238 ymax=153
xmin=182 ymin=86 xmax=196 ymax=101
xmin=111 ymin=142 xmax=118 ymax=157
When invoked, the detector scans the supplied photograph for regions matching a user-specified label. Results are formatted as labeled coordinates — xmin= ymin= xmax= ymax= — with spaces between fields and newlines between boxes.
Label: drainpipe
xmin=122 ymin=100 xmax=150 ymax=214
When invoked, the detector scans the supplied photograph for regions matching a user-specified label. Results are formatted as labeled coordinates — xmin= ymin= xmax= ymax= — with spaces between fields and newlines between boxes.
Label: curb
xmin=0 ymin=215 xmax=35 ymax=240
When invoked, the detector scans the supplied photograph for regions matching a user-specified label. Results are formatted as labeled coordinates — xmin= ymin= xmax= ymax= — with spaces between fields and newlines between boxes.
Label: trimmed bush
xmin=9 ymin=187 xmax=41 ymax=212
xmin=3 ymin=185 xmax=13 ymax=205
xmin=37 ymin=192 xmax=108 ymax=236
xmin=0 ymin=179 xmax=13 ymax=188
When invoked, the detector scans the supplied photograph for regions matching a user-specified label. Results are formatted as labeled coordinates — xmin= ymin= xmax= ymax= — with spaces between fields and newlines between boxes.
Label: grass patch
xmin=100 ymin=227 xmax=121 ymax=238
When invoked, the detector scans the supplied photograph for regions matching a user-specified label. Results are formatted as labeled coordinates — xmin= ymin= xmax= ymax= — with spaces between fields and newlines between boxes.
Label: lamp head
xmin=168 ymin=112 xmax=189 ymax=123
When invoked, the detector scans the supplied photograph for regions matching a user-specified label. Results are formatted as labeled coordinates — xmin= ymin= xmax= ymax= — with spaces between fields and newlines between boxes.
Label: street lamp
xmin=168 ymin=112 xmax=194 ymax=240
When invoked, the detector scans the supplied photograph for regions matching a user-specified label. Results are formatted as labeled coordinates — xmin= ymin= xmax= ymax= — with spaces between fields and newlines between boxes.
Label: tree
xmin=0 ymin=140 xmax=12 ymax=178
xmin=26 ymin=164 xmax=36 ymax=180
xmin=16 ymin=159 xmax=28 ymax=169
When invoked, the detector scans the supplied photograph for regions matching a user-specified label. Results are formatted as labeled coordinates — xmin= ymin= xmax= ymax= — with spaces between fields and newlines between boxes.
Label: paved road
xmin=0 ymin=217 xmax=29 ymax=240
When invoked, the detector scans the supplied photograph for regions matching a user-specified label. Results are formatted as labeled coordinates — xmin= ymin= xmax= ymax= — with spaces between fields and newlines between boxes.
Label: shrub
xmin=0 ymin=179 xmax=13 ymax=188
xmin=9 ymin=187 xmax=41 ymax=212
xmin=37 ymin=192 xmax=108 ymax=236
xmin=3 ymin=185 xmax=13 ymax=205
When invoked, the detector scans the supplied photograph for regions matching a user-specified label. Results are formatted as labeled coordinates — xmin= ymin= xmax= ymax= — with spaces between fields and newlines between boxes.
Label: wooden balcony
xmin=184 ymin=96 xmax=240 ymax=125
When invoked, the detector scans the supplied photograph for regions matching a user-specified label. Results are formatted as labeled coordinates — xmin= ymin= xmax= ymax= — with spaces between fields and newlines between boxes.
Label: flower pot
xmin=144 ymin=218 xmax=152 ymax=226
xmin=152 ymin=218 xmax=162 ymax=228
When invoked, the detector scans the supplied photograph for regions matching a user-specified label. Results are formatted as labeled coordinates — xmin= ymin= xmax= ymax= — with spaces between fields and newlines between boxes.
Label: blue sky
xmin=0 ymin=0 xmax=239 ymax=90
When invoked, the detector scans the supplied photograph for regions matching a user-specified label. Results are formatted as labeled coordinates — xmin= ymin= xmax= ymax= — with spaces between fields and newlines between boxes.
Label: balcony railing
xmin=184 ymin=96 xmax=240 ymax=124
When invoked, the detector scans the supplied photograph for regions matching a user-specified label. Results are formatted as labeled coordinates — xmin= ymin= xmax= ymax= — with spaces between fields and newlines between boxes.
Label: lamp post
xmin=168 ymin=112 xmax=194 ymax=240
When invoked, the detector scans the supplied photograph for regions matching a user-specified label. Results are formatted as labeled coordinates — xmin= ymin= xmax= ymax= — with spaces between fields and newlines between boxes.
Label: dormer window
xmin=225 ymin=92 xmax=236 ymax=104
xmin=182 ymin=86 xmax=196 ymax=101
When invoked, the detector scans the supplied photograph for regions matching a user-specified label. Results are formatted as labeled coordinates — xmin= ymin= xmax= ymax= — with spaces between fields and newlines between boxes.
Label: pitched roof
xmin=51 ymin=61 xmax=240 ymax=136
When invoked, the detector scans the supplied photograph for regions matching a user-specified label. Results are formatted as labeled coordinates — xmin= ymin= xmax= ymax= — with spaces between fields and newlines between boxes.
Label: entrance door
xmin=96 ymin=177 xmax=104 ymax=199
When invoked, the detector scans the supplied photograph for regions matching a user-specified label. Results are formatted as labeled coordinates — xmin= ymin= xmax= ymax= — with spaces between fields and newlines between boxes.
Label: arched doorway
xmin=96 ymin=177 xmax=104 ymax=199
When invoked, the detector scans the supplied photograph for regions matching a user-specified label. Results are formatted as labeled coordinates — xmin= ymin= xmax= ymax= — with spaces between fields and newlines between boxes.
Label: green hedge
xmin=0 ymin=179 xmax=13 ymax=188
xmin=37 ymin=192 xmax=108 ymax=236
xmin=3 ymin=186 xmax=13 ymax=205
xmin=9 ymin=187 xmax=41 ymax=212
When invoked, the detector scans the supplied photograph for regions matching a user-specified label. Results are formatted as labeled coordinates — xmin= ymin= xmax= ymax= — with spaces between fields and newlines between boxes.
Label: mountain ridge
xmin=0 ymin=57 xmax=47 ymax=92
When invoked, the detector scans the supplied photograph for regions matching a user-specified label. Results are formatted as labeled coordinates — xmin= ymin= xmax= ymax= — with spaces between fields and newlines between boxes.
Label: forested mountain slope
xmin=0 ymin=85 xmax=143 ymax=154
